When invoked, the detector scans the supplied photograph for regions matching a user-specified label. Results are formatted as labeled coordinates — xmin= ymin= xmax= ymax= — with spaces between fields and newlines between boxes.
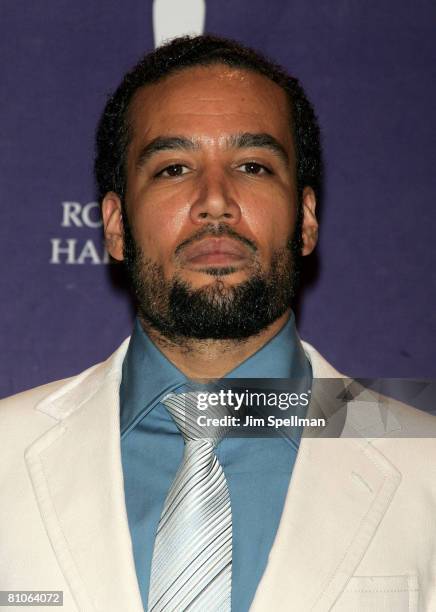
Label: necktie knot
xmin=162 ymin=391 xmax=229 ymax=446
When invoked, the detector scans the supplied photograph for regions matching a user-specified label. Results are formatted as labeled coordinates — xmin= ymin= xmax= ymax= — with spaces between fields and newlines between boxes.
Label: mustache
xmin=174 ymin=224 xmax=258 ymax=257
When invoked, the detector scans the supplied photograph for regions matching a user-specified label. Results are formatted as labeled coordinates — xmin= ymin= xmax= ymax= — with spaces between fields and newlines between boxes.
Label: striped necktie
xmin=148 ymin=392 xmax=232 ymax=612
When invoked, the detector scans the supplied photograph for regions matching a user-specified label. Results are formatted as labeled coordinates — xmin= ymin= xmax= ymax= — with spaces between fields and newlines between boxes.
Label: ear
xmin=301 ymin=186 xmax=318 ymax=256
xmin=101 ymin=192 xmax=124 ymax=261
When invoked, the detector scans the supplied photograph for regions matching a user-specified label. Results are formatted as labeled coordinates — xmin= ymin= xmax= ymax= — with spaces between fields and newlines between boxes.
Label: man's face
xmin=103 ymin=65 xmax=318 ymax=340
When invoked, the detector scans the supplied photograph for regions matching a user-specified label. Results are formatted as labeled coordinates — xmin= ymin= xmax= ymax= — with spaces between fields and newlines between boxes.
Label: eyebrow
xmin=135 ymin=136 xmax=199 ymax=168
xmin=228 ymin=133 xmax=290 ymax=165
xmin=135 ymin=132 xmax=290 ymax=169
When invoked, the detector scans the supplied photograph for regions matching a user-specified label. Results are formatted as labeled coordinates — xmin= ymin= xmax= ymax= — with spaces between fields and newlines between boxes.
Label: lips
xmin=179 ymin=237 xmax=252 ymax=266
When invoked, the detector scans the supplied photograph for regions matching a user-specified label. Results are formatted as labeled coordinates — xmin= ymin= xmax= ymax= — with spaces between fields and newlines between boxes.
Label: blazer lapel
xmin=250 ymin=436 xmax=401 ymax=611
xmin=250 ymin=343 xmax=402 ymax=611
xmin=25 ymin=339 xmax=144 ymax=612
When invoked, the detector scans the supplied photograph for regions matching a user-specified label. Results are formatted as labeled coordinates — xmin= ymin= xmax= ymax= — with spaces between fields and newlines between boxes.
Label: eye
xmin=238 ymin=162 xmax=271 ymax=175
xmin=155 ymin=164 xmax=190 ymax=178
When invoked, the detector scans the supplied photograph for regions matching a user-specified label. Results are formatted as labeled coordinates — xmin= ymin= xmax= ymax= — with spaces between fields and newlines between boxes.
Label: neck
xmin=139 ymin=310 xmax=291 ymax=379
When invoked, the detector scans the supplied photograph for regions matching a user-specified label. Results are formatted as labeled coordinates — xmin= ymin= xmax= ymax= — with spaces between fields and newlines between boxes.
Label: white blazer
xmin=1 ymin=339 xmax=436 ymax=612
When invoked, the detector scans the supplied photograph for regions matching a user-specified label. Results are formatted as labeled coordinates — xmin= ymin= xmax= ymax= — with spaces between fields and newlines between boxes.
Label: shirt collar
xmin=120 ymin=312 xmax=311 ymax=434
xmin=227 ymin=311 xmax=309 ymax=380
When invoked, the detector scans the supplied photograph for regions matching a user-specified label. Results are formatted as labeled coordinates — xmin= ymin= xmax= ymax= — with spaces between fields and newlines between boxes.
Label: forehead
xmin=127 ymin=65 xmax=293 ymax=150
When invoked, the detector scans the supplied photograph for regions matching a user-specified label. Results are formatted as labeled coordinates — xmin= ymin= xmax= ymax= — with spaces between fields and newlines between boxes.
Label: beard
xmin=122 ymin=213 xmax=303 ymax=341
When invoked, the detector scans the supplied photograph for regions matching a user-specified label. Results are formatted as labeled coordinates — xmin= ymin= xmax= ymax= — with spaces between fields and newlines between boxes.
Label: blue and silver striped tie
xmin=148 ymin=392 xmax=232 ymax=612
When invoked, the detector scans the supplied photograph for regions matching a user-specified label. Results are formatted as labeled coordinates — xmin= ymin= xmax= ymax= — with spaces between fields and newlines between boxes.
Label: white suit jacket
xmin=1 ymin=338 xmax=436 ymax=612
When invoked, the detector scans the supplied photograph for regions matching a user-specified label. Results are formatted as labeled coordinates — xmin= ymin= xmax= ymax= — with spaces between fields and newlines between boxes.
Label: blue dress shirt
xmin=120 ymin=314 xmax=312 ymax=611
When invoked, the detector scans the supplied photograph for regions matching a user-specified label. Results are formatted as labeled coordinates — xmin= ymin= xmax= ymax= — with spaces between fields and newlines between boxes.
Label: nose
xmin=189 ymin=169 xmax=242 ymax=225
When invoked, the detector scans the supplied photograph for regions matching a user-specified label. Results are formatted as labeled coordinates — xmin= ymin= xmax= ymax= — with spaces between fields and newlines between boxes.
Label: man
xmin=1 ymin=35 xmax=435 ymax=612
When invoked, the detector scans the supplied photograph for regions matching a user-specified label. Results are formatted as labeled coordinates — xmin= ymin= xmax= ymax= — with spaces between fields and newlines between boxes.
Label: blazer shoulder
xmin=0 ymin=377 xmax=73 ymax=423
xmin=0 ymin=336 xmax=131 ymax=431
xmin=301 ymin=340 xmax=436 ymax=437
xmin=0 ymin=379 xmax=73 ymax=484
xmin=0 ymin=376 xmax=86 ymax=465
xmin=378 ymin=394 xmax=436 ymax=437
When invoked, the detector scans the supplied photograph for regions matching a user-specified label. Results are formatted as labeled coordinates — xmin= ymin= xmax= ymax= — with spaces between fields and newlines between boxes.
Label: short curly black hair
xmin=94 ymin=34 xmax=322 ymax=207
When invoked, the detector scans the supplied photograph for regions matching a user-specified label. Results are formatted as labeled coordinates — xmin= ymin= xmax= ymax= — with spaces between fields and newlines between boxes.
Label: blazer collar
xmin=25 ymin=338 xmax=401 ymax=612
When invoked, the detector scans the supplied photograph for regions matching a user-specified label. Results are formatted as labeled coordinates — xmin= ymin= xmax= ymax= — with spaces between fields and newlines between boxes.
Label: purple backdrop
xmin=1 ymin=0 xmax=435 ymax=398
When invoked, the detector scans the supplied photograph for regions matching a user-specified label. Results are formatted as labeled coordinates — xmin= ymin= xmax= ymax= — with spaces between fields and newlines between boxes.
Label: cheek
xmin=128 ymin=191 xmax=191 ymax=262
xmin=241 ymin=188 xmax=297 ymax=251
